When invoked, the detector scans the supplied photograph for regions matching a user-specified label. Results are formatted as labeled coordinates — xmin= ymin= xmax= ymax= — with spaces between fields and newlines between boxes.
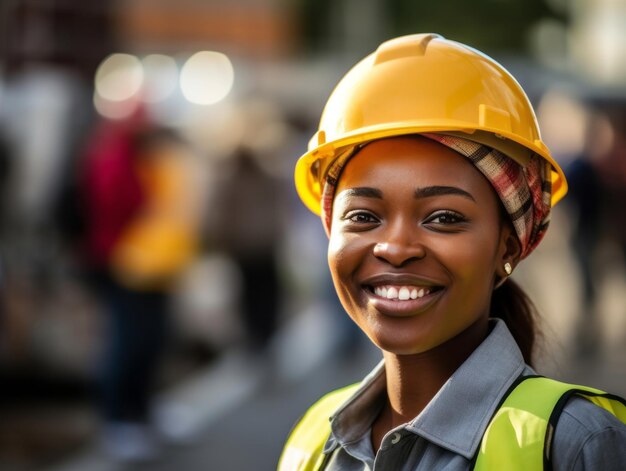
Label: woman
xmin=279 ymin=34 xmax=626 ymax=470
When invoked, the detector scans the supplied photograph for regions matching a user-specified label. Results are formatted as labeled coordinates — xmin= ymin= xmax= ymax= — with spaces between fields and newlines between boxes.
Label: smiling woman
xmin=279 ymin=34 xmax=626 ymax=471
xmin=329 ymin=137 xmax=507 ymax=357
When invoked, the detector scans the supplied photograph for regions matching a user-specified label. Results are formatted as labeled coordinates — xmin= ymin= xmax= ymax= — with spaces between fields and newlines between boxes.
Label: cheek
xmin=327 ymin=232 xmax=350 ymax=296
xmin=327 ymin=232 xmax=369 ymax=303
xmin=327 ymin=230 xmax=344 ymax=266
xmin=437 ymin=226 xmax=501 ymax=290
xmin=327 ymin=232 xmax=357 ymax=287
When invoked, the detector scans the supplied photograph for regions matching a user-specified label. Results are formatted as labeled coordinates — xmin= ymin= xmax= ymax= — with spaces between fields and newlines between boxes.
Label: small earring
xmin=504 ymin=262 xmax=513 ymax=276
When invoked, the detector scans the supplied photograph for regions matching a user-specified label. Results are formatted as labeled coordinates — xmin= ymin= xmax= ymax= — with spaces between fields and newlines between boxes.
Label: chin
xmin=366 ymin=326 xmax=439 ymax=356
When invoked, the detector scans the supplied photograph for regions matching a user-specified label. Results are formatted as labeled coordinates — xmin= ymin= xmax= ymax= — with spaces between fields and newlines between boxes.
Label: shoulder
xmin=285 ymin=383 xmax=361 ymax=447
xmin=278 ymin=384 xmax=361 ymax=471
xmin=552 ymin=395 xmax=626 ymax=470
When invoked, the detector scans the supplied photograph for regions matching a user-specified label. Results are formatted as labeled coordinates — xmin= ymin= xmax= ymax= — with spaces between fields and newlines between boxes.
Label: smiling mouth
xmin=367 ymin=284 xmax=444 ymax=301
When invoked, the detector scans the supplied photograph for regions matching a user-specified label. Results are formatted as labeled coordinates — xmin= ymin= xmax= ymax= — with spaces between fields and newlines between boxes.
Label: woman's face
xmin=328 ymin=136 xmax=512 ymax=355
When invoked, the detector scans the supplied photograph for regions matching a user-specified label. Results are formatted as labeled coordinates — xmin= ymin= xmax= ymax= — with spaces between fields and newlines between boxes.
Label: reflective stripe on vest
xmin=278 ymin=383 xmax=359 ymax=471
xmin=278 ymin=377 xmax=626 ymax=471
xmin=474 ymin=376 xmax=626 ymax=469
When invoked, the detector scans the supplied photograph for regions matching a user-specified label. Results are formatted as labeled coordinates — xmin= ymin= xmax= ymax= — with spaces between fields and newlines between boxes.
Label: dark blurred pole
xmin=0 ymin=0 xmax=119 ymax=271
xmin=0 ymin=133 xmax=12 ymax=360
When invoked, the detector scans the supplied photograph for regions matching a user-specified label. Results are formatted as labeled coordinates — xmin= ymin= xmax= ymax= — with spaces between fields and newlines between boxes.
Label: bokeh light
xmin=179 ymin=51 xmax=234 ymax=105
xmin=141 ymin=54 xmax=178 ymax=103
xmin=95 ymin=53 xmax=144 ymax=102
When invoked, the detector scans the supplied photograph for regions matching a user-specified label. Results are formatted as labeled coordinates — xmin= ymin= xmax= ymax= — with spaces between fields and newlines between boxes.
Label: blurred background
xmin=0 ymin=0 xmax=625 ymax=469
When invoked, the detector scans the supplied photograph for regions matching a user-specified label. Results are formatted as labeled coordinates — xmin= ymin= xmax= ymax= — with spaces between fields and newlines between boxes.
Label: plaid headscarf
xmin=320 ymin=134 xmax=552 ymax=259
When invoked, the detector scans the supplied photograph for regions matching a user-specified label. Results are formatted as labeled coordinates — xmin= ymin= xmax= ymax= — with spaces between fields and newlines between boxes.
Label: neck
xmin=382 ymin=318 xmax=488 ymax=428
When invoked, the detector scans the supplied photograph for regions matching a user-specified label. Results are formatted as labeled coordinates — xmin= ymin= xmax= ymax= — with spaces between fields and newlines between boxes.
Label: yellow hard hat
xmin=295 ymin=33 xmax=567 ymax=215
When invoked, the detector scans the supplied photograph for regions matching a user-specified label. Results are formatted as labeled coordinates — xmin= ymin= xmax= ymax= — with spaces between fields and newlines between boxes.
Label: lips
xmin=361 ymin=273 xmax=445 ymax=317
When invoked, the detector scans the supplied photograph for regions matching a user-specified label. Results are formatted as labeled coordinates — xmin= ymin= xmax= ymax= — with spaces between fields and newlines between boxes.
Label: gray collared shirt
xmin=323 ymin=319 xmax=626 ymax=470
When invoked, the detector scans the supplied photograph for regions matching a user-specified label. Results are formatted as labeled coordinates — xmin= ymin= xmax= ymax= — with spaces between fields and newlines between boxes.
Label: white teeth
xmin=374 ymin=286 xmax=388 ymax=297
xmin=373 ymin=285 xmax=434 ymax=300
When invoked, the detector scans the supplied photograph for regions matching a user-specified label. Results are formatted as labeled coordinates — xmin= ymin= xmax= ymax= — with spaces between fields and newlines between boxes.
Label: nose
xmin=372 ymin=220 xmax=426 ymax=267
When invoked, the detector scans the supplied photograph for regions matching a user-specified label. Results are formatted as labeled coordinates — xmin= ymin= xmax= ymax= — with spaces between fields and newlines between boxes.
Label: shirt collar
xmin=326 ymin=359 xmax=386 ymax=451
xmin=326 ymin=319 xmax=529 ymax=459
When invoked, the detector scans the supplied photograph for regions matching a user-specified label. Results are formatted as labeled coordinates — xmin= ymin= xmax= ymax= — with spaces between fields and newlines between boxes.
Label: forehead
xmin=336 ymin=136 xmax=494 ymax=198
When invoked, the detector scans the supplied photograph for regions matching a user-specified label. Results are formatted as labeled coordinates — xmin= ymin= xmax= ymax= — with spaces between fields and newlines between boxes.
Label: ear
xmin=494 ymin=223 xmax=522 ymax=289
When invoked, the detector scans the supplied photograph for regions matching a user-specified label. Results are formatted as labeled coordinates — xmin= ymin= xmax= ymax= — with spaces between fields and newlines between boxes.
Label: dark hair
xmin=490 ymin=278 xmax=539 ymax=366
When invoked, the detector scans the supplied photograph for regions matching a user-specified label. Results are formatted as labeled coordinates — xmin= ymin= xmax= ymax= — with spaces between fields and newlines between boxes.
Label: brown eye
xmin=425 ymin=210 xmax=466 ymax=226
xmin=344 ymin=211 xmax=379 ymax=224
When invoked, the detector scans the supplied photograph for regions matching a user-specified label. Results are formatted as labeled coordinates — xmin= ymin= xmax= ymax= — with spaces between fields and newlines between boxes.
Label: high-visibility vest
xmin=278 ymin=376 xmax=626 ymax=470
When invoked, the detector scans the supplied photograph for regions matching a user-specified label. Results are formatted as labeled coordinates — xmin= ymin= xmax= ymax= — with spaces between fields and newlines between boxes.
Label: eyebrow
xmin=340 ymin=185 xmax=475 ymax=202
xmin=415 ymin=185 xmax=475 ymax=202
xmin=341 ymin=187 xmax=383 ymax=199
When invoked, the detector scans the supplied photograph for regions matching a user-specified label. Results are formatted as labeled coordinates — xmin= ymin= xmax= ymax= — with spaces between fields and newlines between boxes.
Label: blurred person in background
xmin=565 ymin=103 xmax=626 ymax=355
xmin=593 ymin=106 xmax=626 ymax=338
xmin=208 ymin=145 xmax=286 ymax=353
xmin=279 ymin=34 xmax=626 ymax=470
xmin=592 ymin=107 xmax=626 ymax=256
xmin=564 ymin=107 xmax=609 ymax=356
xmin=78 ymin=115 xmax=200 ymax=461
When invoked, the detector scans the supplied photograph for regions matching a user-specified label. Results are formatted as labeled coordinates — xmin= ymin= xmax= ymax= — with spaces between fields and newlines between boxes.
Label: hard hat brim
xmin=295 ymin=123 xmax=567 ymax=216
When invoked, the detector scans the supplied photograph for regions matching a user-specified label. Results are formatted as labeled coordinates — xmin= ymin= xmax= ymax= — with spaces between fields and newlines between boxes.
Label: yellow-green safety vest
xmin=278 ymin=376 xmax=626 ymax=470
